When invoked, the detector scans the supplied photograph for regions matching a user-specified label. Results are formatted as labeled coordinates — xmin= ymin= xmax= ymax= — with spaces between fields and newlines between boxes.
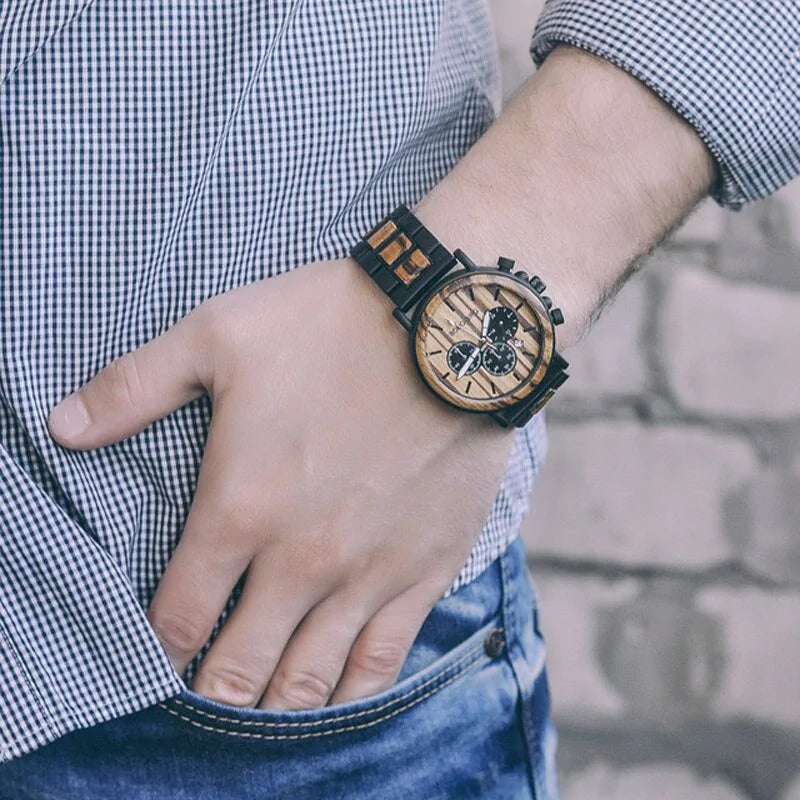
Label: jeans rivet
xmin=484 ymin=627 xmax=505 ymax=658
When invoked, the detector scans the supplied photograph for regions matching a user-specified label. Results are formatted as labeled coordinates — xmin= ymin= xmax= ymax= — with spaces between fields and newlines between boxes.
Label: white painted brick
xmin=491 ymin=0 xmax=542 ymax=100
xmin=536 ymin=574 xmax=729 ymax=724
xmin=661 ymin=267 xmax=800 ymax=418
xmin=533 ymin=574 xmax=637 ymax=718
xmin=560 ymin=275 xmax=648 ymax=399
xmin=696 ymin=587 xmax=800 ymax=728
xmin=524 ymin=423 xmax=756 ymax=568
xmin=562 ymin=762 xmax=748 ymax=800
xmin=782 ymin=773 xmax=800 ymax=800
xmin=726 ymin=468 xmax=800 ymax=584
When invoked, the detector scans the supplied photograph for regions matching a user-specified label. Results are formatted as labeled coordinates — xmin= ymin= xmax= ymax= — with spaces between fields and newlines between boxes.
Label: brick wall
xmin=492 ymin=3 xmax=800 ymax=798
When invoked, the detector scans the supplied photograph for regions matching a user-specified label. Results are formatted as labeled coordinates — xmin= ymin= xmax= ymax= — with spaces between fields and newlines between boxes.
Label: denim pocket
xmin=159 ymin=552 xmax=507 ymax=740
xmin=160 ymin=614 xmax=503 ymax=741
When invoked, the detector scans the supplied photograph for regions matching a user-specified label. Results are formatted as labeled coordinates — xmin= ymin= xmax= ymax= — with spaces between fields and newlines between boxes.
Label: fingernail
xmin=48 ymin=393 xmax=92 ymax=440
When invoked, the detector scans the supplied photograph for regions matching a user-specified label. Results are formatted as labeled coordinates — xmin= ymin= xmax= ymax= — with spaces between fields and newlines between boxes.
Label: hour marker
xmin=465 ymin=380 xmax=472 ymax=394
xmin=430 ymin=323 xmax=443 ymax=331
xmin=522 ymin=350 xmax=535 ymax=358
xmin=493 ymin=286 xmax=501 ymax=300
xmin=442 ymin=371 xmax=451 ymax=380
xmin=490 ymin=381 xmax=498 ymax=394
xmin=428 ymin=349 xmax=442 ymax=355
xmin=523 ymin=326 xmax=537 ymax=333
xmin=514 ymin=302 xmax=524 ymax=311
xmin=468 ymin=286 xmax=475 ymax=301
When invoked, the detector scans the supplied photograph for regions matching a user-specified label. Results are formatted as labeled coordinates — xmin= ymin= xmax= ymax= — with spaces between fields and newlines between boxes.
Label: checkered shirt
xmin=1 ymin=0 xmax=798 ymax=762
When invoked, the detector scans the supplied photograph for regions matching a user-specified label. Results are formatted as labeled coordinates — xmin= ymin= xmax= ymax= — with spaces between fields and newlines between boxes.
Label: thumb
xmin=47 ymin=315 xmax=207 ymax=450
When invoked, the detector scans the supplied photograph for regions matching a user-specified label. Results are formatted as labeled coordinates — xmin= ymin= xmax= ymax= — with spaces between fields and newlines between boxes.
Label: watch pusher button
xmin=530 ymin=276 xmax=547 ymax=293
xmin=541 ymin=295 xmax=553 ymax=309
xmin=514 ymin=270 xmax=529 ymax=281
xmin=497 ymin=257 xmax=515 ymax=271
xmin=551 ymin=308 xmax=565 ymax=326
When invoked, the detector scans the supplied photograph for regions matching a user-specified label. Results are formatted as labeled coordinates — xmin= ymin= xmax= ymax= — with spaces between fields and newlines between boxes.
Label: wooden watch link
xmin=350 ymin=205 xmax=569 ymax=428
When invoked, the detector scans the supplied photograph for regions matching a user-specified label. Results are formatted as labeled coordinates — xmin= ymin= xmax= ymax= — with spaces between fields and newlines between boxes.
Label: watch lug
xmin=453 ymin=248 xmax=478 ymax=271
xmin=392 ymin=308 xmax=413 ymax=331
xmin=489 ymin=410 xmax=513 ymax=428
xmin=496 ymin=359 xmax=571 ymax=428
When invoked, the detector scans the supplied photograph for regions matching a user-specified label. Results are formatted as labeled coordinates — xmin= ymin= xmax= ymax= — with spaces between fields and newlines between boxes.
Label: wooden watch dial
xmin=413 ymin=271 xmax=555 ymax=412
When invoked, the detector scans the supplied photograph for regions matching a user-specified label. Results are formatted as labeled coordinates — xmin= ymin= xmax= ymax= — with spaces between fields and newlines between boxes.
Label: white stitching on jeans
xmin=158 ymin=651 xmax=486 ymax=740
xmin=161 ymin=630 xmax=497 ymax=729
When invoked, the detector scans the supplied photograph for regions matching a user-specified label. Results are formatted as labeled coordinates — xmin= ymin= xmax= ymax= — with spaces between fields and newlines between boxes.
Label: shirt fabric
xmin=0 ymin=0 xmax=798 ymax=763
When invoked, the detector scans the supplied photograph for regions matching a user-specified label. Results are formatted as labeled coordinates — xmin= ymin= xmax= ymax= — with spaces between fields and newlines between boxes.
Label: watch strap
xmin=490 ymin=352 xmax=569 ymax=428
xmin=350 ymin=205 xmax=457 ymax=312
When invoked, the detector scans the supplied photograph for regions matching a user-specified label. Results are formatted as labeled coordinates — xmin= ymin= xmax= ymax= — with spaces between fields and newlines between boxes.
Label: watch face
xmin=413 ymin=270 xmax=555 ymax=412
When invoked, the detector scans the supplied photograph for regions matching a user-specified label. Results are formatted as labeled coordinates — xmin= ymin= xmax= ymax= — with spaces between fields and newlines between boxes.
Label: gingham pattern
xmin=1 ymin=0 xmax=798 ymax=765
xmin=530 ymin=0 xmax=800 ymax=209
xmin=0 ymin=0 xmax=547 ymax=762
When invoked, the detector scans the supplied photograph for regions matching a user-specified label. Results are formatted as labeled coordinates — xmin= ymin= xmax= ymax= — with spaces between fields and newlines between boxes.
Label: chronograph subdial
xmin=446 ymin=341 xmax=481 ymax=378
xmin=481 ymin=341 xmax=517 ymax=376
xmin=484 ymin=306 xmax=518 ymax=343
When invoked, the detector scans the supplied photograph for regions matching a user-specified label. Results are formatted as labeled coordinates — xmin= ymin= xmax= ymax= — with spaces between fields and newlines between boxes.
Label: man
xmin=0 ymin=0 xmax=797 ymax=797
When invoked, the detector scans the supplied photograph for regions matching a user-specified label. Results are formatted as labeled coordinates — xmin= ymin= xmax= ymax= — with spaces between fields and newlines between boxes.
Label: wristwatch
xmin=350 ymin=205 xmax=569 ymax=428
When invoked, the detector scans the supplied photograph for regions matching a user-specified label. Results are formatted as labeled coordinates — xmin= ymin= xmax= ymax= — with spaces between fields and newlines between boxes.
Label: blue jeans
xmin=0 ymin=537 xmax=557 ymax=799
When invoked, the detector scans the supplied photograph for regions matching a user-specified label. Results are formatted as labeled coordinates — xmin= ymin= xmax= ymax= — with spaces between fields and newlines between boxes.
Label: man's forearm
xmin=415 ymin=46 xmax=715 ymax=348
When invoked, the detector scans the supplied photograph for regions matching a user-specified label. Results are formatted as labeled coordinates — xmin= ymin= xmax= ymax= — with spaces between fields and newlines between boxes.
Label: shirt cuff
xmin=530 ymin=0 xmax=800 ymax=209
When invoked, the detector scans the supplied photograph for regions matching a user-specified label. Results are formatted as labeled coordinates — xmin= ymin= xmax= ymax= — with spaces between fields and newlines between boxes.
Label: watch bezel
xmin=410 ymin=268 xmax=556 ymax=413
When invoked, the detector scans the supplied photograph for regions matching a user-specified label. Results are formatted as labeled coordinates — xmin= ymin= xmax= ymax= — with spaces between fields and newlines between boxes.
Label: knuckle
xmin=350 ymin=637 xmax=408 ymax=677
xmin=269 ymin=667 xmax=337 ymax=709
xmin=201 ymin=664 xmax=263 ymax=707
xmin=150 ymin=610 xmax=207 ymax=656
xmin=103 ymin=352 xmax=143 ymax=409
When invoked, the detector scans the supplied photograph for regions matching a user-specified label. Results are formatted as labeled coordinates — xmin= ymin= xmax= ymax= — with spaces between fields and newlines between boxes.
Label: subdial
xmin=481 ymin=341 xmax=516 ymax=376
xmin=484 ymin=306 xmax=518 ymax=343
xmin=447 ymin=341 xmax=480 ymax=378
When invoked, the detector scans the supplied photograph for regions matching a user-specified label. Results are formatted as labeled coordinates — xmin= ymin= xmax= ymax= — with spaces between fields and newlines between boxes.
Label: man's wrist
xmin=414 ymin=46 xmax=715 ymax=349
xmin=338 ymin=255 xmax=508 ymax=438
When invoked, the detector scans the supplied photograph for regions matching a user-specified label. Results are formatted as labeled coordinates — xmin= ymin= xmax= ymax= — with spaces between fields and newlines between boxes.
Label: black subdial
xmin=446 ymin=340 xmax=480 ymax=378
xmin=481 ymin=342 xmax=516 ymax=376
xmin=484 ymin=306 xmax=518 ymax=343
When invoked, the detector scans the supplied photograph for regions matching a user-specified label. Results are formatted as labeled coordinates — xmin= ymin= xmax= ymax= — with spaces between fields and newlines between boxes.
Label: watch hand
xmin=457 ymin=347 xmax=480 ymax=380
xmin=481 ymin=310 xmax=492 ymax=340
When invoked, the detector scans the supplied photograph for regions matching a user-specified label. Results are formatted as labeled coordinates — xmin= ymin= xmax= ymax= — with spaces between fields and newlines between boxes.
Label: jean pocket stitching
xmin=158 ymin=627 xmax=500 ymax=737
xmin=158 ymin=644 xmax=487 ymax=741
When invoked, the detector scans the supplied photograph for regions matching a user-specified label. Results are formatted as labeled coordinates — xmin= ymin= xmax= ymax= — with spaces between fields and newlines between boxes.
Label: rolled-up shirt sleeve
xmin=530 ymin=0 xmax=800 ymax=209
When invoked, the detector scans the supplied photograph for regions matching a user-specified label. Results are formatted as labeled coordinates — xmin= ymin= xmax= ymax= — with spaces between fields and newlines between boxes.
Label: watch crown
xmin=497 ymin=256 xmax=515 ymax=271
xmin=541 ymin=295 xmax=553 ymax=309
xmin=531 ymin=276 xmax=546 ymax=293
xmin=551 ymin=308 xmax=565 ymax=325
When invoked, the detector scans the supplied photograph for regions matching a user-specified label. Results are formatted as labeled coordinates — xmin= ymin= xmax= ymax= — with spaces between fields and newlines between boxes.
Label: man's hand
xmin=47 ymin=258 xmax=514 ymax=709
xmin=46 ymin=44 xmax=714 ymax=711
